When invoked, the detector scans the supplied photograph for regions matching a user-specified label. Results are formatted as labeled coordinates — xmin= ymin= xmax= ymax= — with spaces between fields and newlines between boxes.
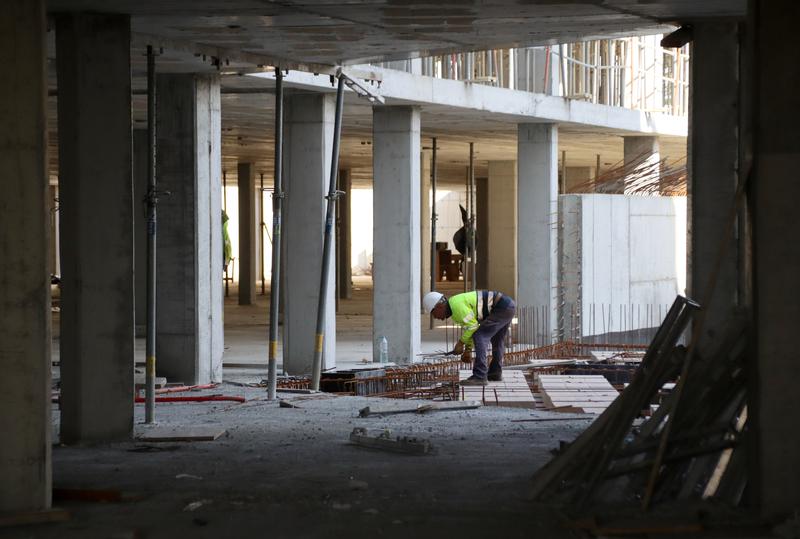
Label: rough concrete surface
xmin=24 ymin=385 xmax=589 ymax=539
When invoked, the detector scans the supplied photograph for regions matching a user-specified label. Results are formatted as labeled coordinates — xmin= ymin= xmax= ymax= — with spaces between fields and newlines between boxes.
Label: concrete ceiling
xmin=46 ymin=1 xmax=746 ymax=68
xmin=44 ymin=1 xmax=733 ymax=185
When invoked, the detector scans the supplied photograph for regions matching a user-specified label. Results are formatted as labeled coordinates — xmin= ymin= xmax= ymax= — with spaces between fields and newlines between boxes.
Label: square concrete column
xmin=750 ymin=0 xmax=800 ymax=515
xmin=372 ymin=106 xmax=421 ymax=364
xmin=517 ymin=123 xmax=558 ymax=341
xmin=237 ymin=162 xmax=257 ymax=305
xmin=156 ymin=74 xmax=223 ymax=385
xmin=475 ymin=177 xmax=489 ymax=289
xmin=56 ymin=13 xmax=134 ymax=443
xmin=623 ymin=136 xmax=660 ymax=194
xmin=0 ymin=0 xmax=51 ymax=512
xmin=688 ymin=23 xmax=740 ymax=356
xmin=283 ymin=93 xmax=335 ymax=375
xmin=420 ymin=150 xmax=432 ymax=297
xmin=486 ymin=161 xmax=518 ymax=297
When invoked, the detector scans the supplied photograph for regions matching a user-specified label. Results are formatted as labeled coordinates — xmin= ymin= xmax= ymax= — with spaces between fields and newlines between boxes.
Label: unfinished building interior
xmin=2 ymin=0 xmax=799 ymax=537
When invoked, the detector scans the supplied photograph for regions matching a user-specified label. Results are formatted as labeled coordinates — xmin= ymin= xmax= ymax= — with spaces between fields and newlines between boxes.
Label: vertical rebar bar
xmin=267 ymin=68 xmax=284 ymax=401
xmin=311 ymin=75 xmax=345 ymax=391
xmin=144 ymin=45 xmax=157 ymax=424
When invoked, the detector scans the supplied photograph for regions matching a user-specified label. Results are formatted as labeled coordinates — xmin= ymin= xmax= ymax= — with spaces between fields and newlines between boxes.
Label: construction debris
xmin=348 ymin=428 xmax=434 ymax=455
xmin=358 ymin=400 xmax=481 ymax=417
xmin=529 ymin=297 xmax=751 ymax=519
xmin=136 ymin=426 xmax=227 ymax=442
xmin=537 ymin=375 xmax=619 ymax=414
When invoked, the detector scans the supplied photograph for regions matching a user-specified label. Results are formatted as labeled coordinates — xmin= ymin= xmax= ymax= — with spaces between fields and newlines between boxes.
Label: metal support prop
xmin=468 ymin=142 xmax=476 ymax=290
xmin=267 ymin=68 xmax=284 ymax=401
xmin=311 ymin=75 xmax=346 ymax=391
xmin=429 ymin=137 xmax=438 ymax=329
xmin=260 ymin=172 xmax=266 ymax=296
xmin=144 ymin=45 xmax=158 ymax=423
xmin=463 ymin=165 xmax=469 ymax=293
xmin=223 ymin=169 xmax=229 ymax=297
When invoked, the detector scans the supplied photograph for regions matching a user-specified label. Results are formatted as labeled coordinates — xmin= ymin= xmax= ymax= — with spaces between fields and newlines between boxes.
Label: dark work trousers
xmin=471 ymin=298 xmax=516 ymax=379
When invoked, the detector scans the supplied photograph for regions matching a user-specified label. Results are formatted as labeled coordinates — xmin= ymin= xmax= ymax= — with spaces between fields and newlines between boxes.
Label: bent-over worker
xmin=423 ymin=290 xmax=516 ymax=386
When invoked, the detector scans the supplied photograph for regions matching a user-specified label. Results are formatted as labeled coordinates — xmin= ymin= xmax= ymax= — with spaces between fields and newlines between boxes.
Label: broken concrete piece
xmin=348 ymin=427 xmax=434 ymax=455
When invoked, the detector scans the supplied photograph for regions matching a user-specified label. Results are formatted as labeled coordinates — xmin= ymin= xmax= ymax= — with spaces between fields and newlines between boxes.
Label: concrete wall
xmin=560 ymin=194 xmax=687 ymax=339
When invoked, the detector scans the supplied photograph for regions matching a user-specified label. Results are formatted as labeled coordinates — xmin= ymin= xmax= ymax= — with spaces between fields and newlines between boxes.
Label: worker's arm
xmin=449 ymin=301 xmax=479 ymax=347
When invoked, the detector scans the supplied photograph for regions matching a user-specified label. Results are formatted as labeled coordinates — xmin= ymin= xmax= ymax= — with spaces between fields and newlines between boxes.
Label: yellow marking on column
xmin=146 ymin=356 xmax=156 ymax=377
xmin=269 ymin=340 xmax=278 ymax=358
xmin=315 ymin=334 xmax=324 ymax=353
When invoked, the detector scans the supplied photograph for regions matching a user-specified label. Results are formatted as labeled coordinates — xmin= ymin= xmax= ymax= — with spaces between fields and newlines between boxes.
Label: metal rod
xmin=223 ymin=169 xmax=229 ymax=298
xmin=429 ymin=137 xmax=438 ymax=330
xmin=463 ymin=165 xmax=469 ymax=293
xmin=260 ymin=172 xmax=265 ymax=296
xmin=311 ymin=75 xmax=345 ymax=391
xmin=267 ymin=68 xmax=284 ymax=401
xmin=468 ymin=142 xmax=476 ymax=290
xmin=144 ymin=45 xmax=157 ymax=424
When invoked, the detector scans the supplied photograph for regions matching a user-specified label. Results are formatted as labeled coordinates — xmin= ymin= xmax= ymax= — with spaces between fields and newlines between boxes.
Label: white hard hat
xmin=422 ymin=291 xmax=445 ymax=313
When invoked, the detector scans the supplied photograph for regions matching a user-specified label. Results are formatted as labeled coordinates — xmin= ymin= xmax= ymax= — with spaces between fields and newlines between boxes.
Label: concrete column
xmin=623 ymin=136 xmax=660 ymax=194
xmin=486 ymin=161 xmax=517 ymax=297
xmin=237 ymin=162 xmax=257 ymax=305
xmin=751 ymin=0 xmax=800 ymax=515
xmin=517 ymin=123 xmax=558 ymax=340
xmin=420 ymin=150 xmax=431 ymax=297
xmin=156 ymin=74 xmax=223 ymax=385
xmin=372 ymin=106 xmax=421 ymax=364
xmin=337 ymin=169 xmax=352 ymax=300
xmin=56 ymin=13 xmax=134 ymax=443
xmin=133 ymin=130 xmax=148 ymax=336
xmin=283 ymin=93 xmax=335 ymax=375
xmin=0 ymin=0 xmax=51 ymax=512
xmin=687 ymin=23 xmax=740 ymax=356
xmin=475 ymin=177 xmax=489 ymax=289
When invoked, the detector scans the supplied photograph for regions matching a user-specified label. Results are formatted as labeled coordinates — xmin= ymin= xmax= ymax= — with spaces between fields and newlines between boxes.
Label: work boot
xmin=487 ymin=373 xmax=503 ymax=382
xmin=460 ymin=375 xmax=488 ymax=386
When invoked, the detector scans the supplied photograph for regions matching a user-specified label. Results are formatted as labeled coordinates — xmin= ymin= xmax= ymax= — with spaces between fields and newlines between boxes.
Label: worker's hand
xmin=448 ymin=341 xmax=464 ymax=356
xmin=460 ymin=348 xmax=473 ymax=364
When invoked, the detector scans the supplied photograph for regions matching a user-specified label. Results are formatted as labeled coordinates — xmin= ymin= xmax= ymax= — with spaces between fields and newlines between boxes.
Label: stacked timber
xmin=537 ymin=375 xmax=619 ymax=414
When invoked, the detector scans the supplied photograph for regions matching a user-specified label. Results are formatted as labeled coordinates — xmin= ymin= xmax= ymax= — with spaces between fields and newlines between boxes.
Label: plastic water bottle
xmin=379 ymin=336 xmax=388 ymax=364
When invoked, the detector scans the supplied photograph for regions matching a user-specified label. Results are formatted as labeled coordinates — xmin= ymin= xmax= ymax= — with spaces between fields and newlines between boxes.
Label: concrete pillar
xmin=0 ymin=0 xmax=51 ymax=512
xmin=337 ymin=169 xmax=352 ymax=300
xmin=372 ymin=106 xmax=421 ymax=364
xmin=486 ymin=161 xmax=517 ymax=297
xmin=56 ymin=13 xmax=134 ymax=443
xmin=623 ymin=136 xmax=660 ymax=194
xmin=687 ymin=23 xmax=740 ymax=356
xmin=237 ymin=162 xmax=257 ymax=305
xmin=156 ymin=74 xmax=223 ymax=385
xmin=283 ymin=93 xmax=335 ymax=375
xmin=420 ymin=150 xmax=431 ymax=297
xmin=133 ymin=130 xmax=148 ymax=336
xmin=750 ymin=0 xmax=800 ymax=515
xmin=475 ymin=177 xmax=489 ymax=289
xmin=517 ymin=123 xmax=558 ymax=341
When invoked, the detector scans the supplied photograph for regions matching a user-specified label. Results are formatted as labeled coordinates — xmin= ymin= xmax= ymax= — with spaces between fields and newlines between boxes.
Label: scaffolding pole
xmin=267 ymin=68 xmax=284 ymax=401
xmin=144 ymin=45 xmax=158 ymax=423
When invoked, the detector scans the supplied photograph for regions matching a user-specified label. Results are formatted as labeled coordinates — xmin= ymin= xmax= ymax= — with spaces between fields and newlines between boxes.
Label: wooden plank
xmin=136 ymin=425 xmax=226 ymax=442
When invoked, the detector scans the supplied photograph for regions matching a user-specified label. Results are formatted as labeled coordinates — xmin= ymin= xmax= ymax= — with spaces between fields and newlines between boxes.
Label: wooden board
xmin=538 ymin=375 xmax=619 ymax=414
xmin=134 ymin=374 xmax=167 ymax=389
xmin=0 ymin=508 xmax=69 ymax=527
xmin=458 ymin=370 xmax=535 ymax=408
xmin=135 ymin=425 xmax=226 ymax=442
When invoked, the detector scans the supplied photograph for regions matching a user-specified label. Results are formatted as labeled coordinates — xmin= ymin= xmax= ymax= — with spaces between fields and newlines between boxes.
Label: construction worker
xmin=423 ymin=290 xmax=516 ymax=386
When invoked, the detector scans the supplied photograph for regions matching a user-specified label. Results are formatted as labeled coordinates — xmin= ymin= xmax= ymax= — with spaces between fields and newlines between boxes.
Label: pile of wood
xmin=537 ymin=375 xmax=618 ymax=414
xmin=530 ymin=296 xmax=749 ymax=516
